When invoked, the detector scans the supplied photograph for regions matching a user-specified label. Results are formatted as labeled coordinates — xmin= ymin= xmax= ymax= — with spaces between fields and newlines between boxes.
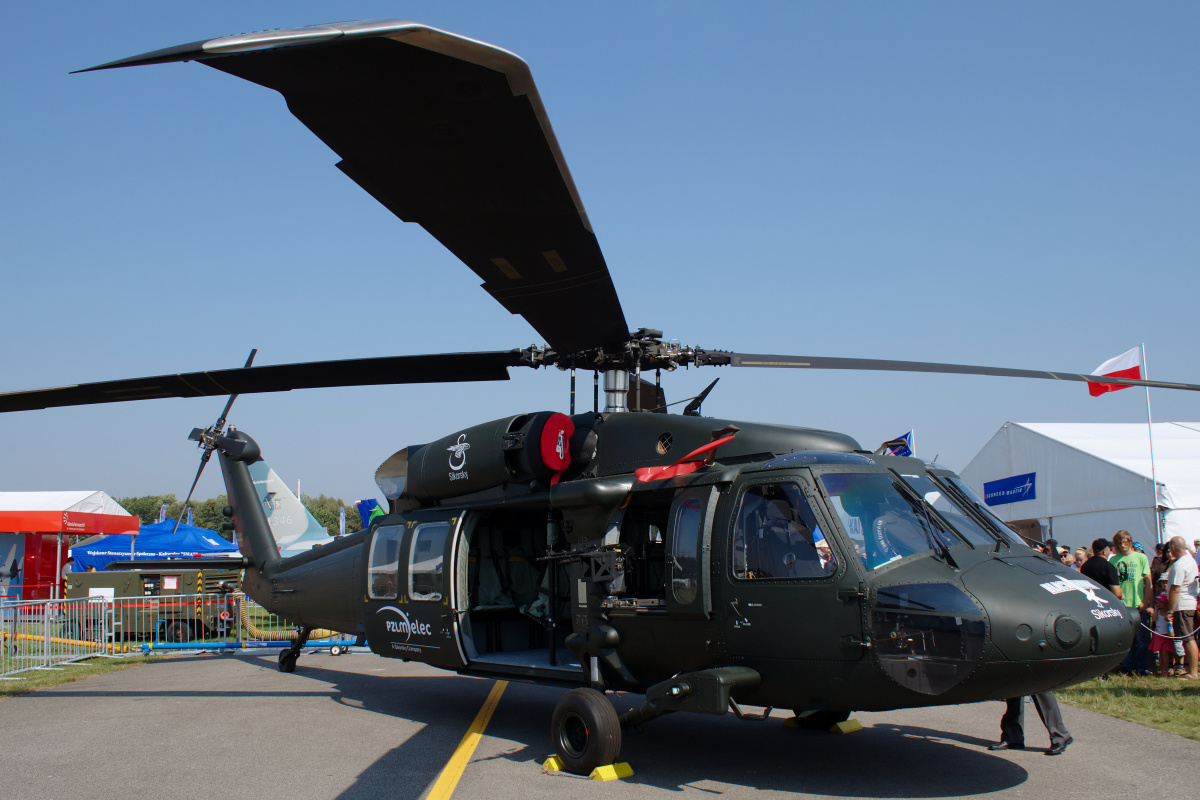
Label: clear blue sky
xmin=2 ymin=2 xmax=1197 ymax=504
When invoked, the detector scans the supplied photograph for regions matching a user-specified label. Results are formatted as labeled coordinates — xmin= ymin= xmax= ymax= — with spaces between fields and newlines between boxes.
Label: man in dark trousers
xmin=989 ymin=693 xmax=1073 ymax=755
xmin=988 ymin=537 xmax=1103 ymax=756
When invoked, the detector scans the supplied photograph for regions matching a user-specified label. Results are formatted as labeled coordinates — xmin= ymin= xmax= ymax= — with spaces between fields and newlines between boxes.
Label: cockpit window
xmin=733 ymin=483 xmax=837 ymax=579
xmin=940 ymin=476 xmax=1031 ymax=549
xmin=896 ymin=472 xmax=997 ymax=548
xmin=818 ymin=472 xmax=964 ymax=570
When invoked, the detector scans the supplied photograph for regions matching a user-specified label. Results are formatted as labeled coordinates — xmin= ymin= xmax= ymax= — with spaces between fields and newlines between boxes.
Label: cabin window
xmin=367 ymin=525 xmax=404 ymax=600
xmin=732 ymin=483 xmax=837 ymax=579
xmin=670 ymin=495 xmax=703 ymax=605
xmin=409 ymin=521 xmax=449 ymax=602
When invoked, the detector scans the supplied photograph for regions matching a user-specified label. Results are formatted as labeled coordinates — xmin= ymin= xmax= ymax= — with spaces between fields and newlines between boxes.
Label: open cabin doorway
xmin=457 ymin=508 xmax=580 ymax=681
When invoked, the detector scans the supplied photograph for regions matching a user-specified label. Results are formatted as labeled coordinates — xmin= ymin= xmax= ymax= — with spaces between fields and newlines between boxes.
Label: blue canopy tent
xmin=70 ymin=520 xmax=237 ymax=572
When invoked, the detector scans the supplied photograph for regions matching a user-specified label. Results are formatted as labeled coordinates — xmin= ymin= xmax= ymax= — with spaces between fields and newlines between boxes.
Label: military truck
xmin=65 ymin=567 xmax=242 ymax=642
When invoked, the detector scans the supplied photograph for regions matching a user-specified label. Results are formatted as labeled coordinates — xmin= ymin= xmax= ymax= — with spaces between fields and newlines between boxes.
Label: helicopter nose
xmin=867 ymin=557 xmax=1135 ymax=700
xmin=961 ymin=557 xmax=1135 ymax=682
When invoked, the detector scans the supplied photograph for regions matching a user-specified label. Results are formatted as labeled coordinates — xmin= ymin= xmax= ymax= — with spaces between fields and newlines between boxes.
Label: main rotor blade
xmin=79 ymin=21 xmax=630 ymax=354
xmin=0 ymin=350 xmax=529 ymax=413
xmin=715 ymin=352 xmax=1200 ymax=392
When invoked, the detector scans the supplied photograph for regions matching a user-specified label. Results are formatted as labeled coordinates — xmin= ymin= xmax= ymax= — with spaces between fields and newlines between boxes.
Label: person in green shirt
xmin=1112 ymin=530 xmax=1152 ymax=675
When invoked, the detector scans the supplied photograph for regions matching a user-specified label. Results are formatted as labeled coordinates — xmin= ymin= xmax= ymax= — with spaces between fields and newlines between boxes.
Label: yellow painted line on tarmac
xmin=426 ymin=680 xmax=508 ymax=800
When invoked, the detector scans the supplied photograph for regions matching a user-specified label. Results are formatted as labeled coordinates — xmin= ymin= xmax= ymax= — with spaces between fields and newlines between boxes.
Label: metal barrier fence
xmin=1 ymin=592 xmax=357 ymax=678
xmin=1 ymin=596 xmax=111 ymax=678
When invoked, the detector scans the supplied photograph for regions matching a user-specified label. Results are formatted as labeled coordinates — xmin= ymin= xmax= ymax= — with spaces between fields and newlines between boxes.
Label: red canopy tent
xmin=1 ymin=491 xmax=138 ymax=600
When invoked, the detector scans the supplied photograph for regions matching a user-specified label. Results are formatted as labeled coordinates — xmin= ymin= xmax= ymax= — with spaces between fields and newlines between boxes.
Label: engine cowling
xmin=376 ymin=411 xmax=576 ymax=505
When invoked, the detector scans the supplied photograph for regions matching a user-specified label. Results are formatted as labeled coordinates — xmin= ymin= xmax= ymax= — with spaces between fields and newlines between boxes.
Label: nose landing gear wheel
xmin=278 ymin=649 xmax=298 ymax=673
xmin=550 ymin=688 xmax=621 ymax=775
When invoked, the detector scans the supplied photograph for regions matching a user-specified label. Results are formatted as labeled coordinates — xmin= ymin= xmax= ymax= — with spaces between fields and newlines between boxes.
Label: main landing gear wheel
xmin=278 ymin=649 xmax=298 ymax=673
xmin=790 ymin=708 xmax=851 ymax=730
xmin=551 ymin=688 xmax=622 ymax=776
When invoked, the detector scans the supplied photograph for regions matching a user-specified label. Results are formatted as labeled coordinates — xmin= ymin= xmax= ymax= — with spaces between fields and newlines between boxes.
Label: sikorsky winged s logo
xmin=1039 ymin=576 xmax=1110 ymax=608
xmin=447 ymin=434 xmax=471 ymax=471
xmin=377 ymin=606 xmax=432 ymax=641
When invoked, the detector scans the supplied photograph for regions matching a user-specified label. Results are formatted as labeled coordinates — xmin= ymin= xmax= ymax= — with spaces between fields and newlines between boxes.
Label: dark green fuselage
xmin=218 ymin=412 xmax=1133 ymax=718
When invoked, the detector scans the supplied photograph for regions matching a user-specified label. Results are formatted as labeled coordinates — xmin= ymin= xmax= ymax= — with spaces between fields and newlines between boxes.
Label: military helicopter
xmin=4 ymin=20 xmax=1200 ymax=775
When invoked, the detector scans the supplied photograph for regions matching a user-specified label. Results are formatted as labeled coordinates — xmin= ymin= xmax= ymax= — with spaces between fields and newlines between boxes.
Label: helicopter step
xmin=618 ymin=666 xmax=761 ymax=727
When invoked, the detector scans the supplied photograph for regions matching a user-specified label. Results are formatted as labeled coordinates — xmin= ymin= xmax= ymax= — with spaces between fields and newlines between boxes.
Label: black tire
xmin=164 ymin=622 xmax=191 ymax=643
xmin=551 ymin=688 xmax=622 ymax=775
xmin=278 ymin=650 xmax=298 ymax=673
xmin=329 ymin=645 xmax=344 ymax=656
xmin=789 ymin=708 xmax=851 ymax=730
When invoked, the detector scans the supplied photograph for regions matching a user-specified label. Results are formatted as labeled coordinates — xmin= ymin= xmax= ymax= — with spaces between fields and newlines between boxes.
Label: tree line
xmin=115 ymin=493 xmax=366 ymax=541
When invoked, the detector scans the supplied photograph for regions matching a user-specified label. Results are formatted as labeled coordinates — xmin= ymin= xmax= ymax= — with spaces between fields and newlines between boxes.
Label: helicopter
xmin=4 ymin=20 xmax=1200 ymax=775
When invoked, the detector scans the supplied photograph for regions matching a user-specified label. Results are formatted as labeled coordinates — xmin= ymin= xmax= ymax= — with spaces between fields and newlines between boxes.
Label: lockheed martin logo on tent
xmin=983 ymin=472 xmax=1036 ymax=506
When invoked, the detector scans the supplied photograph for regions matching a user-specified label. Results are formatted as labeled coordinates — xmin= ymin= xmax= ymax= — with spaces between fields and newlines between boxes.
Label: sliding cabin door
xmin=363 ymin=513 xmax=467 ymax=669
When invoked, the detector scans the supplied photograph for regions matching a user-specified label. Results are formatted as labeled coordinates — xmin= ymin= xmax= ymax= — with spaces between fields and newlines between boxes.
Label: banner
xmin=984 ymin=472 xmax=1037 ymax=506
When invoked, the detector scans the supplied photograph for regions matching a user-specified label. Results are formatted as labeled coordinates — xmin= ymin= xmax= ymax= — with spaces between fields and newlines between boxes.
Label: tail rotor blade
xmin=172 ymin=348 xmax=258 ymax=534
xmin=213 ymin=348 xmax=257 ymax=434
xmin=171 ymin=450 xmax=211 ymax=534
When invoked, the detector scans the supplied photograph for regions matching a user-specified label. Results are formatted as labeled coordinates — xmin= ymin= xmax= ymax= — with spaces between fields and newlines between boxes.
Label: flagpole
xmin=1141 ymin=343 xmax=1162 ymax=545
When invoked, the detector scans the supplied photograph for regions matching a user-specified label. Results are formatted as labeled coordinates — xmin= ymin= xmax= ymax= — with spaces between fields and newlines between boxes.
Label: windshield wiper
xmin=938 ymin=478 xmax=1007 ymax=553
xmin=900 ymin=484 xmax=958 ymax=569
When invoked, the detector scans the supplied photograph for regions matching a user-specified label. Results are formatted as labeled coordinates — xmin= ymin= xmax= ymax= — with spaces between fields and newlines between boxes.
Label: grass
xmin=0 ymin=654 xmax=162 ymax=701
xmin=1058 ymin=673 xmax=1200 ymax=741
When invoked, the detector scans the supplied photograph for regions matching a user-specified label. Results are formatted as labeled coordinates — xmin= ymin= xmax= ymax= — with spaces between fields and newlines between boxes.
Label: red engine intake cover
xmin=538 ymin=412 xmax=575 ymax=482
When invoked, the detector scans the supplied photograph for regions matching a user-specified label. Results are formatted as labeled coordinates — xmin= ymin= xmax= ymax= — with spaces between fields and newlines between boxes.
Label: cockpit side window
xmin=367 ymin=525 xmax=404 ymax=600
xmin=732 ymin=483 xmax=837 ymax=580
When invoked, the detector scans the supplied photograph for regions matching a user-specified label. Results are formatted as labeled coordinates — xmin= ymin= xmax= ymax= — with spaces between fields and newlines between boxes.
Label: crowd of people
xmin=987 ymin=531 xmax=1199 ymax=756
xmin=1040 ymin=532 xmax=1200 ymax=679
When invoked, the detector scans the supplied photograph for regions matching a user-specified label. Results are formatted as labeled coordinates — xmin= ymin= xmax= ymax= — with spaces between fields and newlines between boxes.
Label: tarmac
xmin=1 ymin=650 xmax=1195 ymax=800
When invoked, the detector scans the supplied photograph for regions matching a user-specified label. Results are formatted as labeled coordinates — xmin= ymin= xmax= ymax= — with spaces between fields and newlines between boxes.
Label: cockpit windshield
xmin=818 ymin=472 xmax=965 ymax=570
xmin=895 ymin=472 xmax=998 ymax=548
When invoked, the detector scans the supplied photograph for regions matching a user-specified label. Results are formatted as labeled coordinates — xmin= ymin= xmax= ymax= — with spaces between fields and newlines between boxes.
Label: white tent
xmin=960 ymin=422 xmax=1200 ymax=548
xmin=0 ymin=491 xmax=132 ymax=516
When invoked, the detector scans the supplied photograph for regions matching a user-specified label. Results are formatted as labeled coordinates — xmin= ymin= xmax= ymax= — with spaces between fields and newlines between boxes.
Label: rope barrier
xmin=1139 ymin=621 xmax=1198 ymax=641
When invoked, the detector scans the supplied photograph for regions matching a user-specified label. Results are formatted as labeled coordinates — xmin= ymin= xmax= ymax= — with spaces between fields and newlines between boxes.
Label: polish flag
xmin=1089 ymin=346 xmax=1141 ymax=396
